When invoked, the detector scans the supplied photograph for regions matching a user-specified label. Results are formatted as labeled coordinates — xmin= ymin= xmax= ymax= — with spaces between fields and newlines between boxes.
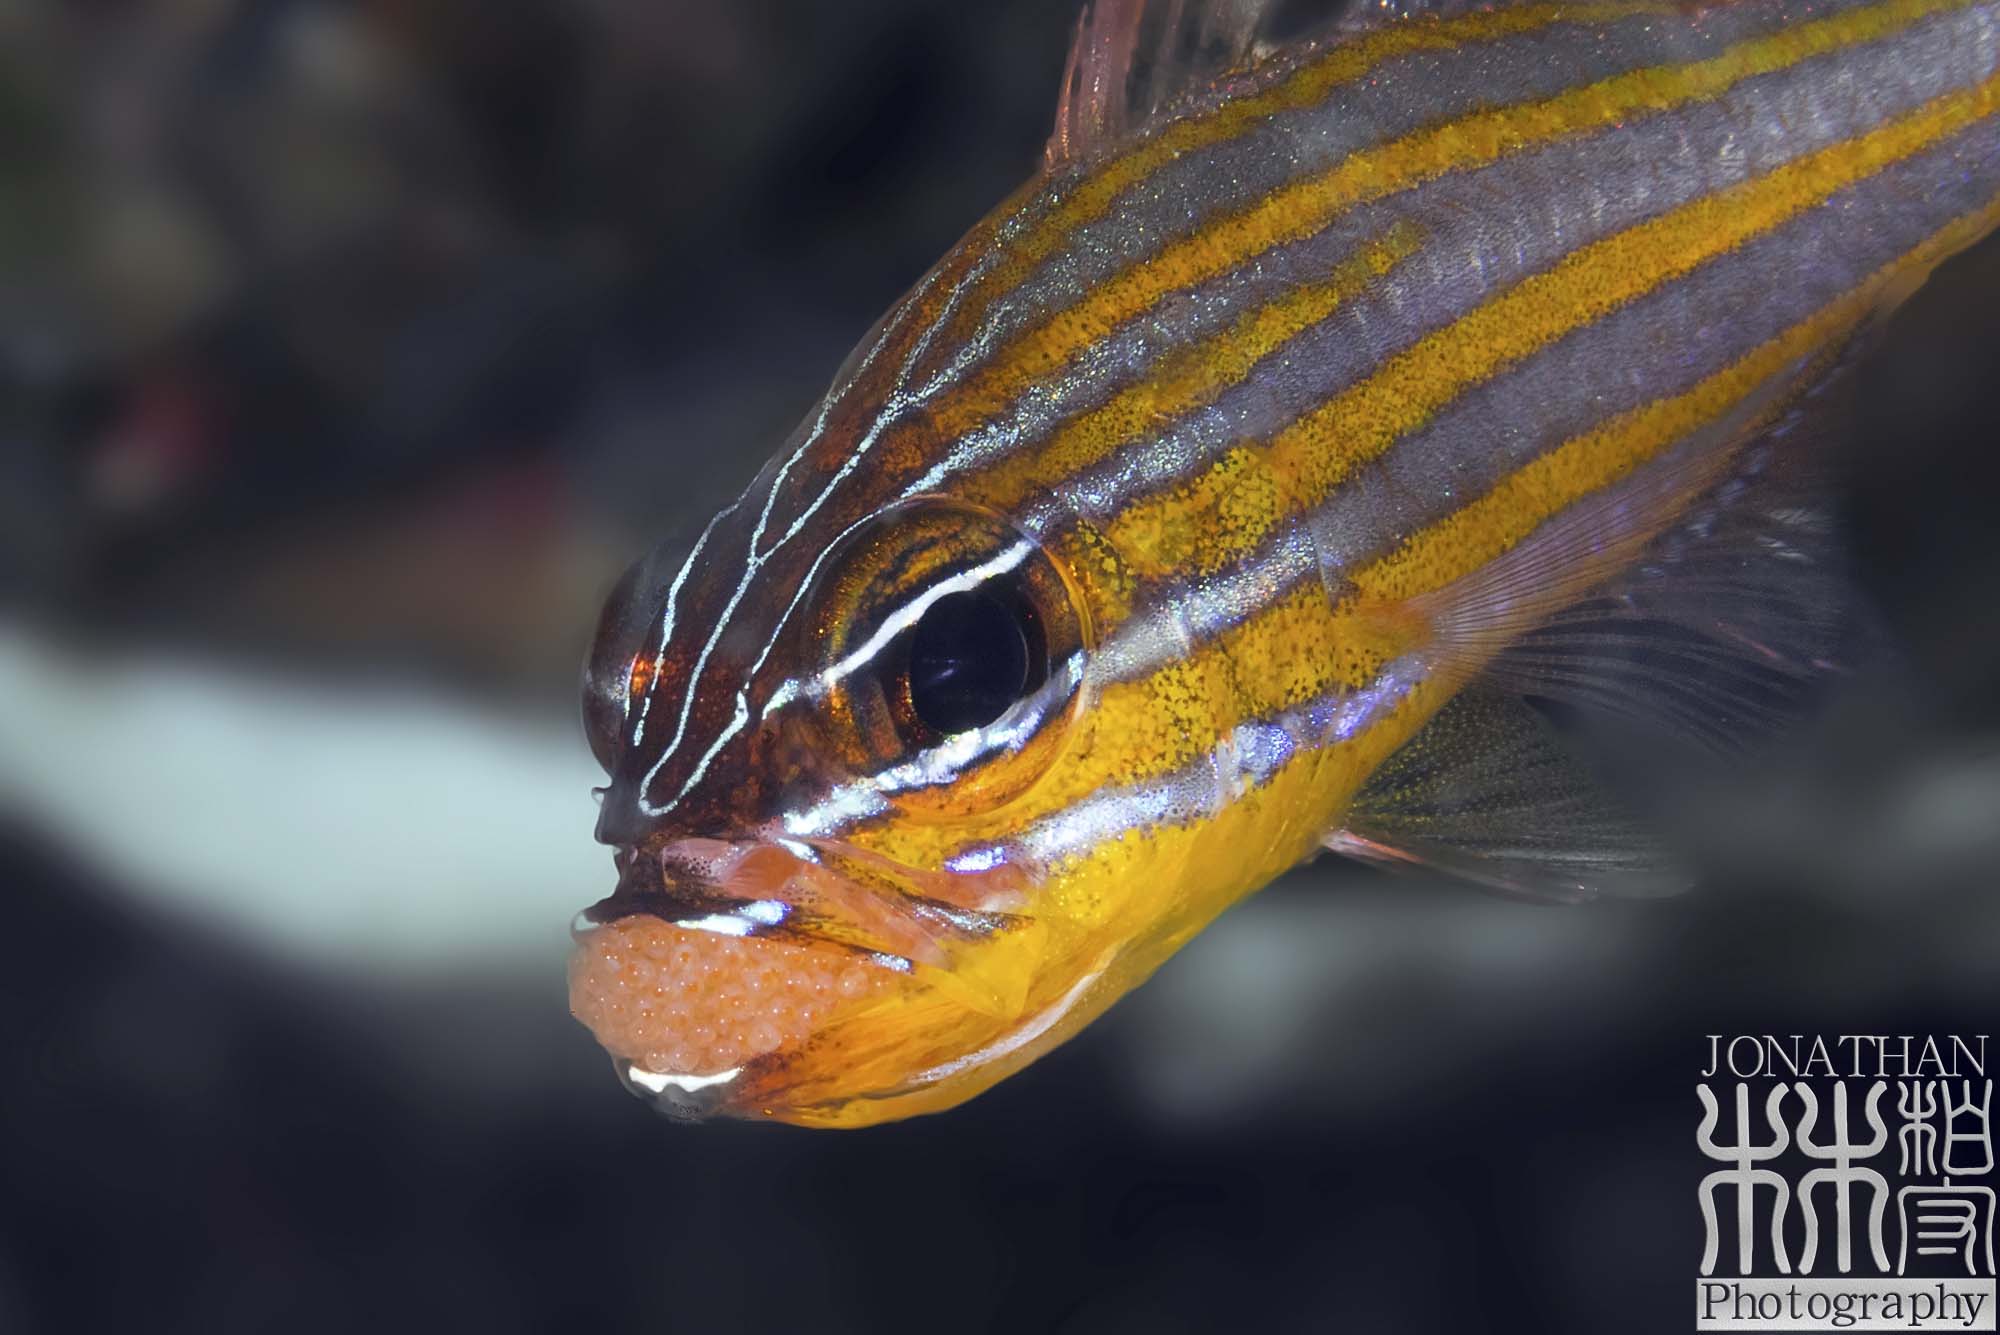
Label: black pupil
xmin=906 ymin=591 xmax=1034 ymax=736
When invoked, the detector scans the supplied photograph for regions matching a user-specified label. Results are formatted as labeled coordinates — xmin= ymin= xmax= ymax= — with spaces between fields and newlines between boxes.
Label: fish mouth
xmin=568 ymin=836 xmax=1038 ymax=1117
xmin=581 ymin=836 xmax=1031 ymax=964
xmin=616 ymin=1060 xmax=746 ymax=1121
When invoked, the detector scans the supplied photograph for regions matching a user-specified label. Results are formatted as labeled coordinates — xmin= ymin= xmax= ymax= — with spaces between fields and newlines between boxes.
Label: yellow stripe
xmin=1190 ymin=185 xmax=2000 ymax=803
xmin=1352 ymin=190 xmax=2000 ymax=606
xmin=880 ymin=188 xmax=2000 ymax=911
xmin=848 ymin=0 xmax=1995 ymax=876
xmin=861 ymin=184 xmax=2000 ymax=876
xmin=1008 ymin=2 xmax=1673 ymax=281
xmin=926 ymin=0 xmax=1970 ymax=461
xmin=1104 ymin=60 xmax=2000 ymax=580
xmin=961 ymin=223 xmax=1426 ymax=512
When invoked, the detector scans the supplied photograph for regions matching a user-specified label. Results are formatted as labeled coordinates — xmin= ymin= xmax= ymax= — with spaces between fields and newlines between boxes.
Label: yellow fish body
xmin=571 ymin=0 xmax=2000 ymax=1125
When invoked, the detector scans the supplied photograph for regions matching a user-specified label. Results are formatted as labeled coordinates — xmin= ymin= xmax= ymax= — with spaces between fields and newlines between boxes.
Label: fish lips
xmin=581 ymin=836 xmax=1029 ymax=965
xmin=580 ymin=840 xmax=783 ymax=937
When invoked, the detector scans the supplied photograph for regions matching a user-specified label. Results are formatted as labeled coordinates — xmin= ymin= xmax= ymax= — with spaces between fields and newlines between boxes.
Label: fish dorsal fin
xmin=1045 ymin=0 xmax=1518 ymax=165
xmin=1047 ymin=0 xmax=1299 ymax=166
xmin=1332 ymin=691 xmax=1686 ymax=903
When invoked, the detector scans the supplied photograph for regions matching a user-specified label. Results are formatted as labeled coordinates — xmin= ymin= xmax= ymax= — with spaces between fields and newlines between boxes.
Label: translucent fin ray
xmin=1045 ymin=0 xmax=1565 ymax=165
xmin=1394 ymin=345 xmax=1879 ymax=755
xmin=1330 ymin=691 xmax=1687 ymax=902
xmin=1048 ymin=0 xmax=1300 ymax=164
xmin=1478 ymin=394 xmax=1877 ymax=753
xmin=1325 ymin=343 xmax=1887 ymax=898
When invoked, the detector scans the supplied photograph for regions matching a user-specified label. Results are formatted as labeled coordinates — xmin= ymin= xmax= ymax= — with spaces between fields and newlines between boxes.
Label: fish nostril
xmin=592 ymin=777 xmax=657 ymax=848
xmin=592 ymin=804 xmax=629 ymax=848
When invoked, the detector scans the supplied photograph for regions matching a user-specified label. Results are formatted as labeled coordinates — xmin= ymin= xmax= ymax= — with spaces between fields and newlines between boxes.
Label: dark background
xmin=2 ymin=2 xmax=1997 ymax=1331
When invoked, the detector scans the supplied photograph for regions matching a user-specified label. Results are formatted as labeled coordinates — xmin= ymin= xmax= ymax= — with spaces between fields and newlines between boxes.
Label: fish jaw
xmin=567 ymin=836 xmax=1066 ymax=1124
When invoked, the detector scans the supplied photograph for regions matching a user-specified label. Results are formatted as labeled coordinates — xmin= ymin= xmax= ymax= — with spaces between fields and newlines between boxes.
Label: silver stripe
xmin=1021 ymin=0 xmax=2000 ymax=539
xmin=919 ymin=0 xmax=1822 ymax=399
xmin=983 ymin=657 xmax=1430 ymax=870
xmin=1326 ymin=128 xmax=2000 ymax=581
xmin=1092 ymin=103 xmax=2000 ymax=696
xmin=627 ymin=499 xmax=739 ymax=751
xmin=640 ymin=201 xmax=1029 ymax=809
xmin=1092 ymin=525 xmax=1318 ymax=685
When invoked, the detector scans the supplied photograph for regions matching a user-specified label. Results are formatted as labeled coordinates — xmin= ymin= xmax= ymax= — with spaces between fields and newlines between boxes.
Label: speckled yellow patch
xmin=963 ymin=223 xmax=1423 ymax=514
xmin=924 ymin=0 xmax=1972 ymax=468
xmin=1353 ymin=189 xmax=2000 ymax=606
xmin=1107 ymin=61 xmax=2000 ymax=579
xmin=966 ymin=1 xmax=1705 ymax=333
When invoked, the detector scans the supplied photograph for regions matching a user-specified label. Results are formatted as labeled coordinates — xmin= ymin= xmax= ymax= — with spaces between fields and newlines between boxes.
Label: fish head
xmin=574 ymin=488 xmax=1118 ymax=1127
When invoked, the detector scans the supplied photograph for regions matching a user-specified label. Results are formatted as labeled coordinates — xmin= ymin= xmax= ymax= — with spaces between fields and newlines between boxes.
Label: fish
xmin=570 ymin=0 xmax=2000 ymax=1126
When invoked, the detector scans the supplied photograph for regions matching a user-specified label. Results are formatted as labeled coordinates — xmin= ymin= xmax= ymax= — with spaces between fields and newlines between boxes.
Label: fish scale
xmin=573 ymin=0 xmax=2000 ymax=1125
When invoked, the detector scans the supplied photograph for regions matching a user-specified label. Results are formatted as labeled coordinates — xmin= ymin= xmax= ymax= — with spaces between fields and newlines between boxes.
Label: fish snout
xmin=590 ymin=777 xmax=653 ymax=849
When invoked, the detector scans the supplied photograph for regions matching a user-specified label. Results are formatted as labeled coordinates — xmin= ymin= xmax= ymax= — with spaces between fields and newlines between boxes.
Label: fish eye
xmin=905 ymin=590 xmax=1045 ymax=737
xmin=799 ymin=498 xmax=1091 ymax=817
xmin=582 ymin=559 xmax=647 ymax=774
xmin=582 ymin=531 xmax=693 ymax=775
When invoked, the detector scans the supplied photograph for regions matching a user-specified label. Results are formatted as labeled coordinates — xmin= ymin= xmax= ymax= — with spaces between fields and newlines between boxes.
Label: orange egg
xmin=568 ymin=917 xmax=889 ymax=1076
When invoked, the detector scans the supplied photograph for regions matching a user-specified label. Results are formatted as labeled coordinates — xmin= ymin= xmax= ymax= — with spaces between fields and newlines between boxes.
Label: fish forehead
xmin=624 ymin=0 xmax=2000 ymax=847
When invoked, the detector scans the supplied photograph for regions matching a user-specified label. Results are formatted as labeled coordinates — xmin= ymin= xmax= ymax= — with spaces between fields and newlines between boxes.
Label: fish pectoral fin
xmin=1326 ymin=337 xmax=1897 ymax=903
xmin=1328 ymin=690 xmax=1689 ymax=903
xmin=1471 ymin=377 xmax=1887 ymax=757
xmin=1391 ymin=325 xmax=1887 ymax=758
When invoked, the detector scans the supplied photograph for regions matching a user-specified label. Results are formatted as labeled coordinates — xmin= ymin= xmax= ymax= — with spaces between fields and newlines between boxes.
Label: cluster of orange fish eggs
xmin=568 ymin=915 xmax=885 ymax=1075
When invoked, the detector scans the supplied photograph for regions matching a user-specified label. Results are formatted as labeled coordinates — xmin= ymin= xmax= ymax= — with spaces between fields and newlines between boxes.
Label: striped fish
xmin=570 ymin=0 xmax=2000 ymax=1126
